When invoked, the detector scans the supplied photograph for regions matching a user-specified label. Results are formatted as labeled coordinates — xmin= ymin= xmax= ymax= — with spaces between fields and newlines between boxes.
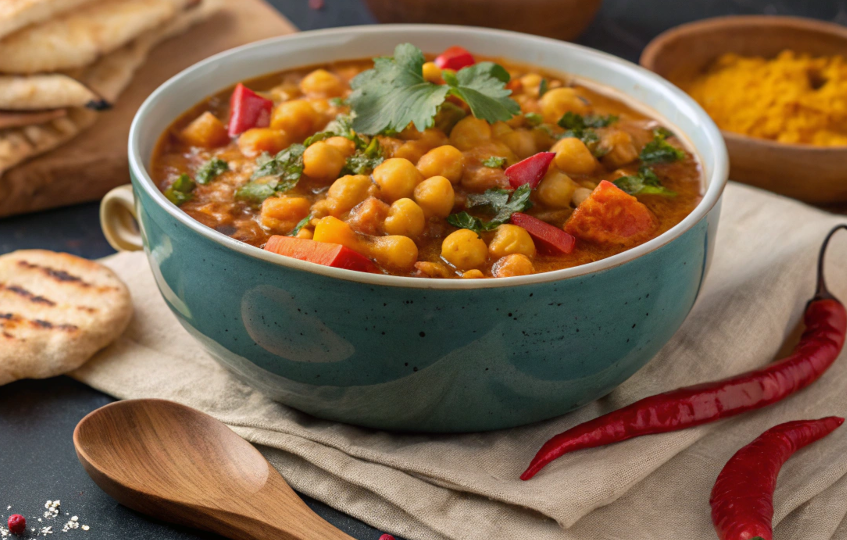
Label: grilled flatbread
xmin=0 ymin=250 xmax=133 ymax=386
xmin=0 ymin=0 xmax=100 ymax=41
xmin=0 ymin=75 xmax=103 ymax=111
xmin=0 ymin=0 xmax=222 ymax=174
xmin=0 ymin=109 xmax=67 ymax=130
xmin=0 ymin=0 xmax=195 ymax=74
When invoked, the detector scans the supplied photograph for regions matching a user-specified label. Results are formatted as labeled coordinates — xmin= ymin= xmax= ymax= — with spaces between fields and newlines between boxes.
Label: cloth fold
xmin=72 ymin=182 xmax=847 ymax=539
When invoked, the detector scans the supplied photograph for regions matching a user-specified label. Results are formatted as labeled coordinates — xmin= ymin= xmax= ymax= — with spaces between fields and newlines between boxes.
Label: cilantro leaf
xmin=349 ymin=43 xmax=518 ymax=135
xmin=342 ymin=137 xmax=384 ymax=175
xmin=448 ymin=184 xmax=533 ymax=233
xmin=538 ymin=78 xmax=549 ymax=97
xmin=195 ymin=157 xmax=228 ymax=185
xmin=434 ymin=101 xmax=467 ymax=134
xmin=164 ymin=173 xmax=195 ymax=206
xmin=614 ymin=166 xmax=677 ymax=197
xmin=556 ymin=112 xmax=619 ymax=157
xmin=304 ymin=113 xmax=366 ymax=149
xmin=288 ymin=214 xmax=312 ymax=236
xmin=236 ymin=144 xmax=306 ymax=204
xmin=640 ymin=129 xmax=685 ymax=164
xmin=482 ymin=156 xmax=507 ymax=168
xmin=524 ymin=112 xmax=543 ymax=127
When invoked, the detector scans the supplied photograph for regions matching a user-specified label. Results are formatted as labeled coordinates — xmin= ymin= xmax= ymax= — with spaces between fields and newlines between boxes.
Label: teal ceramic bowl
xmin=121 ymin=25 xmax=728 ymax=432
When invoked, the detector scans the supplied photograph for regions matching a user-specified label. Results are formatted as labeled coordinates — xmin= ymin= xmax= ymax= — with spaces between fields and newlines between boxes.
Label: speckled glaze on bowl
xmin=127 ymin=25 xmax=728 ymax=432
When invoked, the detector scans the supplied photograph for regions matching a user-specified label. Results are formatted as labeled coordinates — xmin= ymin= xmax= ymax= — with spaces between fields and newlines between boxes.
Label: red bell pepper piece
xmin=510 ymin=212 xmax=576 ymax=255
xmin=264 ymin=235 xmax=379 ymax=273
xmin=505 ymin=152 xmax=556 ymax=189
xmin=564 ymin=180 xmax=658 ymax=245
xmin=434 ymin=46 xmax=476 ymax=71
xmin=227 ymin=83 xmax=273 ymax=137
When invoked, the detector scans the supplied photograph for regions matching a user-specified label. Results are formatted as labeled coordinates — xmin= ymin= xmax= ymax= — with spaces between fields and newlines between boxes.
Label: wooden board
xmin=0 ymin=0 xmax=297 ymax=218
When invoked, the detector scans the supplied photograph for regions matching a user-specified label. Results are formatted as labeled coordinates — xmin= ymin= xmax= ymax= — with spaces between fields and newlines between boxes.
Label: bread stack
xmin=0 ymin=0 xmax=222 ymax=175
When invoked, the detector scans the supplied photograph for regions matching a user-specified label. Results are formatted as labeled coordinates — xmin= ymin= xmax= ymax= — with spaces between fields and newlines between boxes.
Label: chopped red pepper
xmin=520 ymin=225 xmax=847 ymax=480
xmin=505 ymin=152 xmax=556 ymax=189
xmin=264 ymin=235 xmax=379 ymax=273
xmin=564 ymin=180 xmax=658 ymax=245
xmin=711 ymin=417 xmax=844 ymax=540
xmin=510 ymin=212 xmax=576 ymax=255
xmin=227 ymin=83 xmax=273 ymax=137
xmin=434 ymin=46 xmax=476 ymax=71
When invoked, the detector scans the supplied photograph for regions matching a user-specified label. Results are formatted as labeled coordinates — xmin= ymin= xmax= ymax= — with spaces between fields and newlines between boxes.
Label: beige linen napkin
xmin=72 ymin=182 xmax=847 ymax=540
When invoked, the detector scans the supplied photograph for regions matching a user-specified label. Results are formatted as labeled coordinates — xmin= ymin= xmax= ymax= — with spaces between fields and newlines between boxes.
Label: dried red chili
xmin=521 ymin=225 xmax=847 ymax=480
xmin=710 ymin=416 xmax=844 ymax=540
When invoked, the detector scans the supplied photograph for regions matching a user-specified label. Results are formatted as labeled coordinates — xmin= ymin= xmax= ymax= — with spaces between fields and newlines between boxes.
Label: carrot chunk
xmin=564 ymin=180 xmax=658 ymax=245
xmin=264 ymin=236 xmax=379 ymax=273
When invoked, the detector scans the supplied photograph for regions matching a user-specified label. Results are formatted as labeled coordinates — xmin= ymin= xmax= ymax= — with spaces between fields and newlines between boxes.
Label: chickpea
xmin=326 ymin=174 xmax=373 ymax=215
xmin=384 ymin=198 xmax=426 ymax=237
xmin=372 ymin=158 xmax=423 ymax=203
xmin=497 ymin=130 xmax=537 ymax=159
xmin=296 ymin=228 xmax=313 ymax=239
xmin=416 ymin=145 xmax=465 ymax=184
xmin=260 ymin=196 xmax=311 ymax=234
xmin=307 ymin=97 xmax=332 ymax=116
xmin=422 ymin=61 xmax=442 ymax=83
xmin=552 ymin=137 xmax=597 ymax=175
xmin=313 ymin=216 xmax=360 ymax=250
xmin=179 ymin=112 xmax=229 ymax=148
xmin=449 ymin=116 xmax=492 ymax=151
xmin=520 ymin=73 xmax=543 ymax=97
xmin=540 ymin=87 xmax=589 ymax=123
xmin=393 ymin=140 xmax=429 ymax=164
xmin=418 ymin=128 xmax=449 ymax=148
xmin=270 ymin=100 xmax=321 ymax=141
xmin=600 ymin=130 xmax=640 ymax=169
xmin=462 ymin=269 xmax=485 ymax=279
xmin=493 ymin=254 xmax=535 ymax=278
xmin=537 ymin=169 xmax=579 ymax=208
xmin=369 ymin=235 xmax=419 ymax=270
xmin=441 ymin=229 xmax=488 ymax=270
xmin=413 ymin=176 xmax=455 ymax=218
xmin=488 ymin=225 xmax=536 ymax=258
xmin=300 ymin=68 xmax=345 ymax=97
xmin=325 ymin=136 xmax=356 ymax=158
xmin=571 ymin=187 xmax=593 ymax=207
xmin=490 ymin=121 xmax=513 ymax=138
xmin=303 ymin=141 xmax=346 ymax=182
xmin=238 ymin=128 xmax=290 ymax=158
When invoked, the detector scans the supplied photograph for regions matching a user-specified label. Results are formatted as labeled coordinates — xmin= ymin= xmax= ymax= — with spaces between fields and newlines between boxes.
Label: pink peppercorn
xmin=378 ymin=535 xmax=395 ymax=540
xmin=7 ymin=515 xmax=26 ymax=535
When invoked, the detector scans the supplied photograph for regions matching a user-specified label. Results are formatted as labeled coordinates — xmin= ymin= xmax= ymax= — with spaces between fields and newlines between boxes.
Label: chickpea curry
xmin=152 ymin=44 xmax=703 ymax=279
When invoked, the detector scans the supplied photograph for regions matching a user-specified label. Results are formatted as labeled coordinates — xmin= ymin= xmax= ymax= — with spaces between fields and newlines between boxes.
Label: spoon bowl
xmin=73 ymin=399 xmax=353 ymax=540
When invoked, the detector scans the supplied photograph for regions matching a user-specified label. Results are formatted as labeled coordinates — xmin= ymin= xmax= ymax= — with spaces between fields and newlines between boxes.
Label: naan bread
xmin=0 ymin=0 xmax=195 ymax=74
xmin=0 ymin=109 xmax=67 ymax=130
xmin=0 ymin=0 xmax=99 ymax=41
xmin=0 ymin=0 xmax=222 ymax=174
xmin=0 ymin=75 xmax=103 ymax=111
xmin=0 ymin=250 xmax=133 ymax=386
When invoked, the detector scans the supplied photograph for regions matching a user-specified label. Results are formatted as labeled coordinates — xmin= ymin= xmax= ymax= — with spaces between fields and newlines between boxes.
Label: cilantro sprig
xmin=349 ymin=43 xmax=520 ymax=135
xmin=195 ymin=157 xmax=228 ymax=185
xmin=556 ymin=112 xmax=619 ymax=157
xmin=288 ymin=214 xmax=312 ymax=236
xmin=342 ymin=137 xmax=384 ymax=175
xmin=482 ymin=156 xmax=507 ymax=168
xmin=235 ymin=144 xmax=306 ymax=204
xmin=614 ymin=166 xmax=677 ymax=197
xmin=164 ymin=173 xmax=195 ymax=206
xmin=640 ymin=128 xmax=685 ymax=164
xmin=303 ymin=113 xmax=367 ymax=149
xmin=446 ymin=184 xmax=533 ymax=233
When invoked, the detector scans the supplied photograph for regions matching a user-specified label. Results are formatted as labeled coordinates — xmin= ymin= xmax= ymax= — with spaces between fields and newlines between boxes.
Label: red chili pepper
xmin=264 ymin=236 xmax=380 ymax=273
xmin=521 ymin=225 xmax=847 ymax=480
xmin=711 ymin=416 xmax=844 ymax=540
xmin=434 ymin=46 xmax=476 ymax=71
xmin=505 ymin=152 xmax=556 ymax=189
xmin=510 ymin=212 xmax=576 ymax=255
xmin=227 ymin=83 xmax=273 ymax=137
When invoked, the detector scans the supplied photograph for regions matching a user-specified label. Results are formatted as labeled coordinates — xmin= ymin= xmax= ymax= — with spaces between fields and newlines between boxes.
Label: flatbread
xmin=0 ymin=0 xmax=195 ymax=74
xmin=0 ymin=75 xmax=103 ymax=111
xmin=0 ymin=109 xmax=67 ymax=129
xmin=0 ymin=0 xmax=222 ymax=174
xmin=0 ymin=250 xmax=133 ymax=386
xmin=0 ymin=0 xmax=100 ymax=41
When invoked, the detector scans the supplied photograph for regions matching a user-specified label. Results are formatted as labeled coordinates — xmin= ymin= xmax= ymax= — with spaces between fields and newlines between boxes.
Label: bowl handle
xmin=100 ymin=184 xmax=143 ymax=252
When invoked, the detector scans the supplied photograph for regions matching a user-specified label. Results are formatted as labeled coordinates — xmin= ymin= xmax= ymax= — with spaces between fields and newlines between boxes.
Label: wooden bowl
xmin=363 ymin=0 xmax=602 ymax=42
xmin=640 ymin=16 xmax=847 ymax=205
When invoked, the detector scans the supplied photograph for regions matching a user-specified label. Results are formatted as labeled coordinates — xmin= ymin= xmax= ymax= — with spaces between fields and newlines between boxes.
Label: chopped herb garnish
xmin=195 ymin=157 xmax=228 ymax=185
xmin=349 ymin=43 xmax=519 ymax=135
xmin=342 ymin=137 xmax=384 ymax=175
xmin=614 ymin=166 xmax=677 ymax=197
xmin=524 ymin=112 xmax=543 ymax=127
xmin=482 ymin=156 xmax=507 ymax=168
xmin=556 ymin=112 xmax=618 ymax=157
xmin=640 ymin=129 xmax=685 ymax=164
xmin=303 ymin=113 xmax=366 ymax=149
xmin=538 ymin=78 xmax=549 ymax=97
xmin=236 ymin=144 xmax=306 ymax=203
xmin=434 ymin=101 xmax=467 ymax=134
xmin=164 ymin=173 xmax=195 ymax=206
xmin=329 ymin=97 xmax=347 ymax=107
xmin=446 ymin=184 xmax=533 ymax=233
xmin=288 ymin=214 xmax=312 ymax=236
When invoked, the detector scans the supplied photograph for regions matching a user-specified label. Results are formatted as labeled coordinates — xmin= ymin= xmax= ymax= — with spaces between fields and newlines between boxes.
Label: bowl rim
xmin=129 ymin=23 xmax=729 ymax=290
xmin=641 ymin=14 xmax=847 ymax=154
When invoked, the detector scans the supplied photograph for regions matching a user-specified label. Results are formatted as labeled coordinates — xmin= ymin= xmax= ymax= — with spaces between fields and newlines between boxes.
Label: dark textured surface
xmin=1 ymin=0 xmax=844 ymax=538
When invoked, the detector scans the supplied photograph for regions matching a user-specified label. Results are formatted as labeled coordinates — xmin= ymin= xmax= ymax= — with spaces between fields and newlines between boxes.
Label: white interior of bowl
xmin=129 ymin=24 xmax=729 ymax=290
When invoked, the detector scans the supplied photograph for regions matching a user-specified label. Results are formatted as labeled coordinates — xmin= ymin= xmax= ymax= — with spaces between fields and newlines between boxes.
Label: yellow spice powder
xmin=683 ymin=50 xmax=847 ymax=146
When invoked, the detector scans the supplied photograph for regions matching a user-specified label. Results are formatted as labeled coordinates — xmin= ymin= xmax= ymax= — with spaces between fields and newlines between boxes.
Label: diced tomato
xmin=563 ymin=180 xmax=658 ymax=245
xmin=434 ymin=46 xmax=476 ymax=71
xmin=264 ymin=236 xmax=380 ymax=273
xmin=227 ymin=83 xmax=273 ymax=137
xmin=510 ymin=213 xmax=576 ymax=255
xmin=505 ymin=152 xmax=556 ymax=189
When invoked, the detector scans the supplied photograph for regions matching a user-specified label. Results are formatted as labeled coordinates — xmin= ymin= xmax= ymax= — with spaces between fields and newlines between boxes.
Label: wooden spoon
xmin=73 ymin=399 xmax=355 ymax=540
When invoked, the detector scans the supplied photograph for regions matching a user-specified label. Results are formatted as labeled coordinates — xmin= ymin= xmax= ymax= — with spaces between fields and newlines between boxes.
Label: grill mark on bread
xmin=0 ymin=283 xmax=57 ymax=306
xmin=15 ymin=260 xmax=118 ymax=291
xmin=0 ymin=312 xmax=79 ymax=332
